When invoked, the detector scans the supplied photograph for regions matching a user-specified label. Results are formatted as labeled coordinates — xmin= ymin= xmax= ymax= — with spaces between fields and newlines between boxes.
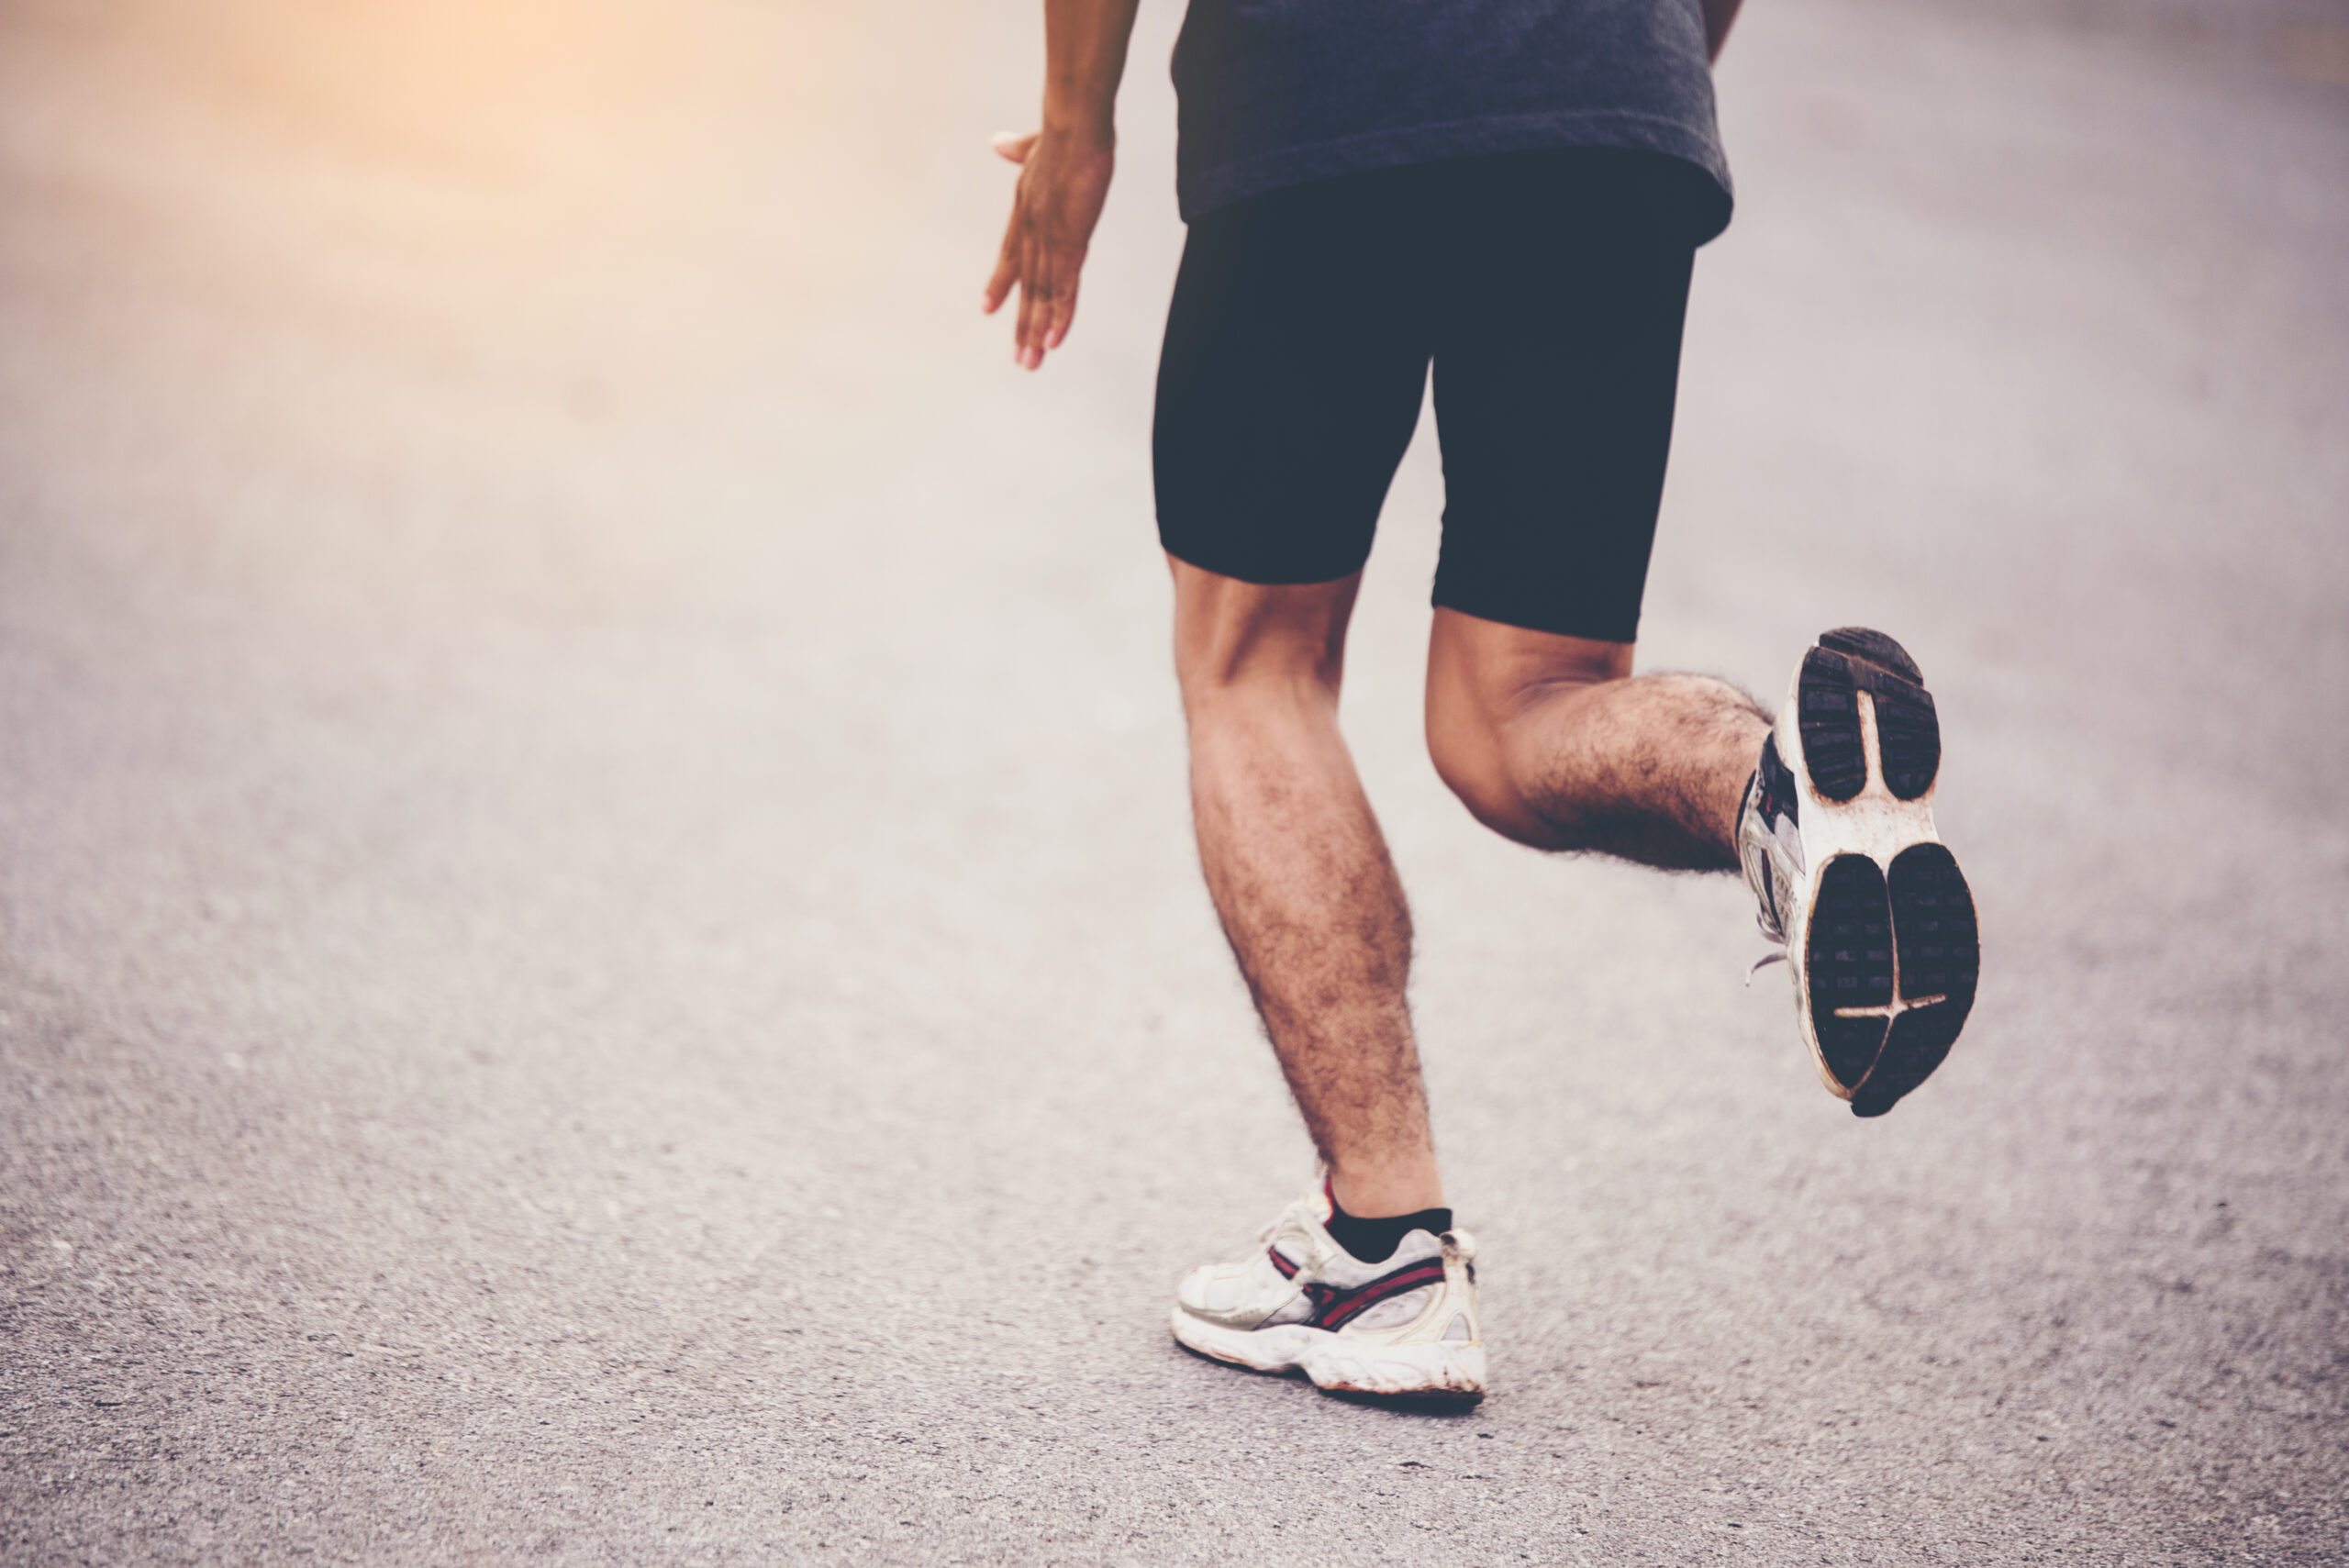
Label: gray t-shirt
xmin=1170 ymin=0 xmax=1732 ymax=239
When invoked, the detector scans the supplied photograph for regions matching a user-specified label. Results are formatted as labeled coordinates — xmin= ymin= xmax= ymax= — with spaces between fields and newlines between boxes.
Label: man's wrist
xmin=1040 ymin=104 xmax=1117 ymax=152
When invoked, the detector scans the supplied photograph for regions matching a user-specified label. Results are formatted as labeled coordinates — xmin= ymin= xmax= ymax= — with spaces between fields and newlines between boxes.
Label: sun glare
xmin=143 ymin=0 xmax=679 ymax=183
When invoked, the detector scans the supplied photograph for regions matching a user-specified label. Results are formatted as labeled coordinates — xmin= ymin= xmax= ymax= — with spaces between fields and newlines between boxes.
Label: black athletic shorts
xmin=1153 ymin=149 xmax=1701 ymax=644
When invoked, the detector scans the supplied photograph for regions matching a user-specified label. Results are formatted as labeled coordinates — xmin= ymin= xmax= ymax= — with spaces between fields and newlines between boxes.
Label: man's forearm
xmin=1042 ymin=0 xmax=1143 ymax=147
xmin=1702 ymin=0 xmax=1744 ymax=61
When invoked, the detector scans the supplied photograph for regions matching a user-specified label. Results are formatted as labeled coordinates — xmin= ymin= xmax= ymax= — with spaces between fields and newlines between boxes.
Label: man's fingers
xmin=990 ymin=130 xmax=1039 ymax=165
xmin=983 ymin=236 xmax=1019 ymax=315
xmin=1017 ymin=242 xmax=1050 ymax=368
xmin=1044 ymin=260 xmax=1080 ymax=350
xmin=986 ymin=139 xmax=1104 ymax=364
xmin=1006 ymin=240 xmax=1085 ymax=363
xmin=982 ymin=193 xmax=1029 ymax=313
xmin=1024 ymin=249 xmax=1068 ymax=370
xmin=1012 ymin=235 xmax=1036 ymax=360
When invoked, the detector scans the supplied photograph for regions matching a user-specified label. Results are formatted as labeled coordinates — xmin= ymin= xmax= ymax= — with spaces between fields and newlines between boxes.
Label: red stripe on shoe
xmin=1306 ymin=1259 xmax=1445 ymax=1330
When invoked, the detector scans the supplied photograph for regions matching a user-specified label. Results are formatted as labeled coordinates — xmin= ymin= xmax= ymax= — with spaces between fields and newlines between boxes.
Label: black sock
xmin=1325 ymin=1188 xmax=1453 ymax=1265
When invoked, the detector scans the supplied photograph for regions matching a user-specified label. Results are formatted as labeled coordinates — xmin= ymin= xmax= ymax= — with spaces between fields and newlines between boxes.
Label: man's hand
xmin=983 ymin=128 xmax=1115 ymax=371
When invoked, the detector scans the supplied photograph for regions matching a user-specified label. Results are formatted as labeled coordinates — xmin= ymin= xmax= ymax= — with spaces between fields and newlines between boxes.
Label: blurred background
xmin=1 ymin=0 xmax=2343 ymax=1561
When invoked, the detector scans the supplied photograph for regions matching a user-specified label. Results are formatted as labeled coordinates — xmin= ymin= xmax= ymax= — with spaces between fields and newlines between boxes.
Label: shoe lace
xmin=1744 ymin=949 xmax=1788 ymax=986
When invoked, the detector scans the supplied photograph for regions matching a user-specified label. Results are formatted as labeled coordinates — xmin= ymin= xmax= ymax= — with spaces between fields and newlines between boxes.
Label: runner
xmin=983 ymin=0 xmax=1979 ymax=1407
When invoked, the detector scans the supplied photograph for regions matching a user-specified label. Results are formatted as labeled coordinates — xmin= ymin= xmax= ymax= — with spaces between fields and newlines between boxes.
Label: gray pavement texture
xmin=3 ymin=0 xmax=2346 ymax=1562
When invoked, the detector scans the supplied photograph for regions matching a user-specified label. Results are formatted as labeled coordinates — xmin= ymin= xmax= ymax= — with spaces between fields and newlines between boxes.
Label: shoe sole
xmin=1781 ymin=629 xmax=1979 ymax=1116
xmin=1168 ymin=1306 xmax=1486 ymax=1407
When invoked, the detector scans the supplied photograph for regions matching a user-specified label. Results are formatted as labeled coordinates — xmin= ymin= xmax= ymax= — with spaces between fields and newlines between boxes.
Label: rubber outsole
xmin=1798 ymin=637 xmax=1943 ymax=804
xmin=1786 ymin=630 xmax=1977 ymax=1116
xmin=1170 ymin=1310 xmax=1487 ymax=1406
xmin=1851 ymin=844 xmax=1979 ymax=1118
xmin=1800 ymin=840 xmax=1978 ymax=1115
xmin=1174 ymin=1340 xmax=1486 ymax=1412
xmin=1819 ymin=626 xmax=1921 ymax=684
xmin=1805 ymin=854 xmax=1894 ymax=1092
xmin=1892 ymin=842 xmax=1978 ymax=1005
xmin=1796 ymin=650 xmax=1869 ymax=802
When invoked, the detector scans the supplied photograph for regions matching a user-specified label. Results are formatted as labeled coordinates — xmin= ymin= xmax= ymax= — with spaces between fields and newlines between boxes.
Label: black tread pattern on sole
xmin=1322 ymin=1387 xmax=1486 ymax=1411
xmin=1869 ymin=681 xmax=1942 ymax=802
xmin=1851 ymin=844 xmax=1979 ymax=1118
xmin=1806 ymin=854 xmax=1894 ymax=1092
xmin=1820 ymin=627 xmax=1923 ymax=684
xmin=1851 ymin=1006 xmax=1965 ymax=1118
xmin=1891 ymin=843 xmax=1978 ymax=1005
xmin=1797 ymin=650 xmax=1867 ymax=803
xmin=1801 ymin=632 xmax=1943 ymax=803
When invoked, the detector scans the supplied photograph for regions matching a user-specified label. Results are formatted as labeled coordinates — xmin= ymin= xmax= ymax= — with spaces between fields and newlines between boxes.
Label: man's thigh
xmin=1153 ymin=172 xmax=1434 ymax=588
xmin=1427 ymin=150 xmax=1698 ymax=644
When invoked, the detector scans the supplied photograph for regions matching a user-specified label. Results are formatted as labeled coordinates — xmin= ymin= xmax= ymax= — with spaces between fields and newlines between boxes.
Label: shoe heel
xmin=1819 ymin=627 xmax=1922 ymax=682
xmin=1817 ymin=628 xmax=1941 ymax=801
xmin=1302 ymin=1339 xmax=1486 ymax=1405
xmin=1797 ymin=650 xmax=1868 ymax=802
xmin=1868 ymin=680 xmax=1941 ymax=801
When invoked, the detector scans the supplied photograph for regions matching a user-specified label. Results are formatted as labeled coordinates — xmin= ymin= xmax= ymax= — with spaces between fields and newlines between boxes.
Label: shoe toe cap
xmin=1175 ymin=1262 xmax=1247 ymax=1315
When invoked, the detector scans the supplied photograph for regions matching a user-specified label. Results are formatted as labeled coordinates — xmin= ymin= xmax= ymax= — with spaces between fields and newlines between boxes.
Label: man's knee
xmin=1426 ymin=709 xmax=1590 ymax=851
xmin=1169 ymin=555 xmax=1360 ymax=714
xmin=1423 ymin=607 xmax=1635 ymax=851
xmin=1427 ymin=684 xmax=1634 ymax=852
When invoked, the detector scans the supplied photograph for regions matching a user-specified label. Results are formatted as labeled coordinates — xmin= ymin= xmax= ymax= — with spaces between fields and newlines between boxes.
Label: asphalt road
xmin=3 ymin=0 xmax=2344 ymax=1562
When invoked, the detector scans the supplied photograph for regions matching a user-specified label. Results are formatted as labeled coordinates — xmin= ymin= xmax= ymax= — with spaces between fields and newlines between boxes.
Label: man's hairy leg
xmin=1426 ymin=607 xmax=1770 ymax=868
xmin=1172 ymin=558 xmax=1443 ymax=1218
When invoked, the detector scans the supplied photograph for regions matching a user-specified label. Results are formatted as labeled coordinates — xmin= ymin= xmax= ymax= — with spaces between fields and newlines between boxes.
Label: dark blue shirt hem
xmin=1177 ymin=108 xmax=1733 ymax=242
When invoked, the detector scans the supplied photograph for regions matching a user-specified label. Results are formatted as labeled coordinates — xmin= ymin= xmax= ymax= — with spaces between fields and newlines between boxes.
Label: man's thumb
xmin=991 ymin=130 xmax=1040 ymax=165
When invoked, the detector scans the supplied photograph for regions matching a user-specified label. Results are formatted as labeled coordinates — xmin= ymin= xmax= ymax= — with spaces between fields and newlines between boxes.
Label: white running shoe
xmin=1739 ymin=628 xmax=1980 ymax=1117
xmin=1169 ymin=1180 xmax=1486 ymax=1406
